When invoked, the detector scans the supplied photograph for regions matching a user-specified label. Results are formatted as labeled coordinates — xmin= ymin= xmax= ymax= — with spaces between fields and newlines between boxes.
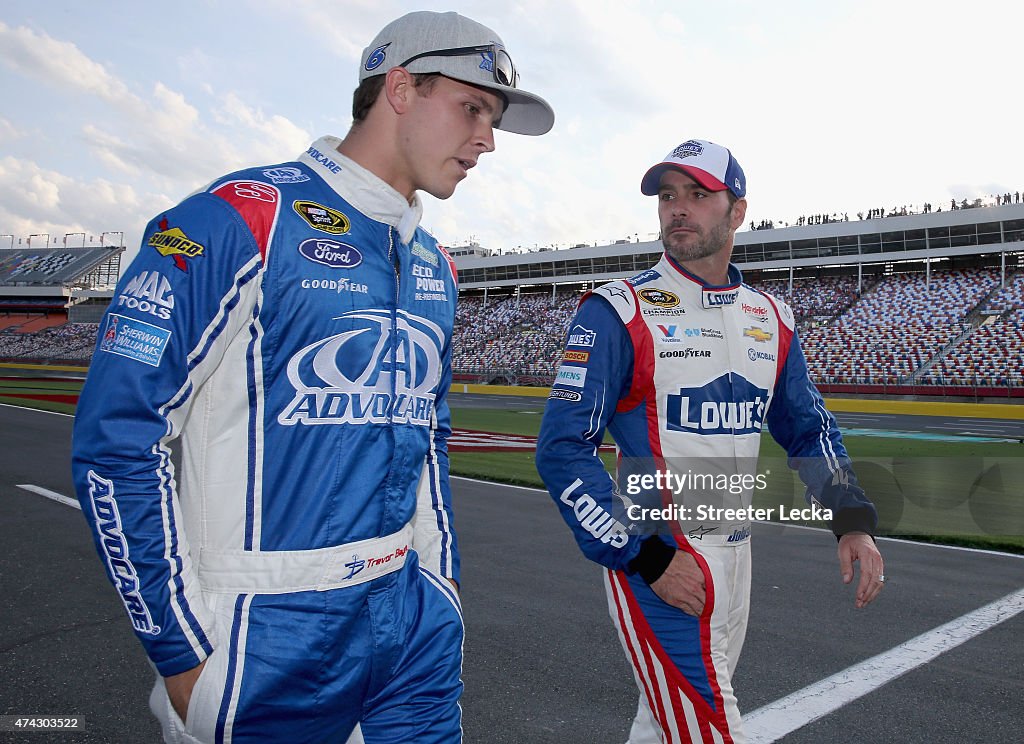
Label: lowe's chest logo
xmin=298 ymin=238 xmax=362 ymax=268
xmin=279 ymin=309 xmax=442 ymax=427
xmin=666 ymin=373 xmax=769 ymax=435
xmin=703 ymin=289 xmax=738 ymax=308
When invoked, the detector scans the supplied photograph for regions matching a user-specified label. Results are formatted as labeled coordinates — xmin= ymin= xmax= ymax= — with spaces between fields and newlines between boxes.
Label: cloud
xmin=0 ymin=21 xmax=132 ymax=103
xmin=0 ymin=117 xmax=23 ymax=144
xmin=0 ymin=156 xmax=171 ymax=252
xmin=215 ymin=93 xmax=312 ymax=163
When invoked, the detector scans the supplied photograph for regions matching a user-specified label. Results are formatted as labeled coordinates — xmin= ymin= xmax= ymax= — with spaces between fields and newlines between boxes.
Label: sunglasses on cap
xmin=400 ymin=44 xmax=519 ymax=88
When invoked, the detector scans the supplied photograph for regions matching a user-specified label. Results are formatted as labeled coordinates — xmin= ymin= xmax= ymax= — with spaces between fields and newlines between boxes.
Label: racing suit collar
xmin=663 ymin=252 xmax=743 ymax=289
xmin=298 ymin=136 xmax=424 ymax=245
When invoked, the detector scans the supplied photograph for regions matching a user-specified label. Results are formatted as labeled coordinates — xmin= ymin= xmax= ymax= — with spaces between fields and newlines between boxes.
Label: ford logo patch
xmin=298 ymin=238 xmax=362 ymax=269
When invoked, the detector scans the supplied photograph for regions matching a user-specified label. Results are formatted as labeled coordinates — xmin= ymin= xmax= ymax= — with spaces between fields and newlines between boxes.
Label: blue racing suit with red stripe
xmin=536 ymin=255 xmax=876 ymax=743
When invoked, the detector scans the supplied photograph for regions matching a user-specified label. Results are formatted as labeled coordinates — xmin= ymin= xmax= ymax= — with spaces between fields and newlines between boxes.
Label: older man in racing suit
xmin=72 ymin=11 xmax=554 ymax=744
xmin=536 ymin=139 xmax=884 ymax=744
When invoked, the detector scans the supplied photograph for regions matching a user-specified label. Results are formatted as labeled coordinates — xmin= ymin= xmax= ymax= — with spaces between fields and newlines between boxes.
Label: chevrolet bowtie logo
xmin=743 ymin=326 xmax=773 ymax=343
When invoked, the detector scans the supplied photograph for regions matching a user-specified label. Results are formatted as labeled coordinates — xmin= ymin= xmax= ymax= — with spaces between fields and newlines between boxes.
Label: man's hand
xmin=164 ymin=659 xmax=207 ymax=723
xmin=838 ymin=532 xmax=885 ymax=609
xmin=649 ymin=550 xmax=705 ymax=616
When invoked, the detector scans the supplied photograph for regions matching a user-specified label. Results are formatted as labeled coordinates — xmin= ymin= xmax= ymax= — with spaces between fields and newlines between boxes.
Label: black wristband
xmin=831 ymin=506 xmax=877 ymax=538
xmin=627 ymin=536 xmax=677 ymax=585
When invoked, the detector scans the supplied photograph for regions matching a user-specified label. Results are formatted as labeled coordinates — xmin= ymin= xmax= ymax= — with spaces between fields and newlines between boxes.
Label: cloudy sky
xmin=1 ymin=0 xmax=1021 ymax=262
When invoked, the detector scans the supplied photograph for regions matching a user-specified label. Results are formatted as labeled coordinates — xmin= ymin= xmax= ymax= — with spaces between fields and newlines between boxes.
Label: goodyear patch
xmin=294 ymin=200 xmax=351 ymax=234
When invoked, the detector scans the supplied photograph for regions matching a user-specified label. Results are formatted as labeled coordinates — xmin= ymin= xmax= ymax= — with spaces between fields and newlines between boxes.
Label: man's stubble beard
xmin=662 ymin=208 xmax=734 ymax=265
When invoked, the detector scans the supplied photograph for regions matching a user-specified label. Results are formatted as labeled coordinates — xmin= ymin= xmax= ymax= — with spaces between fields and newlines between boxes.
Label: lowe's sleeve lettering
xmin=536 ymin=296 xmax=643 ymax=571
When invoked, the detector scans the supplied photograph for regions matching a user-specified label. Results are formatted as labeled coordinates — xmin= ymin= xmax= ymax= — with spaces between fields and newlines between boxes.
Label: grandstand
xmin=2 ymin=203 xmax=1023 ymax=399
xmin=0 ymin=238 xmax=123 ymax=365
xmin=451 ymin=203 xmax=1024 ymax=398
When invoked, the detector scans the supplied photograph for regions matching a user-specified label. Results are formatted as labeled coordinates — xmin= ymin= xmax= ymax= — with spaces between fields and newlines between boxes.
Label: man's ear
xmin=730 ymin=198 xmax=748 ymax=230
xmin=383 ymin=66 xmax=415 ymax=114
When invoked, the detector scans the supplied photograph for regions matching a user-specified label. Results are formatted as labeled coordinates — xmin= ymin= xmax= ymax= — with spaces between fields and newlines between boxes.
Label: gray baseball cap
xmin=359 ymin=11 xmax=554 ymax=136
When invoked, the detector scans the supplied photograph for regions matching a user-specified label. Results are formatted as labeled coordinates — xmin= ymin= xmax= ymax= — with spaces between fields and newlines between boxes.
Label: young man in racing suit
xmin=536 ymin=139 xmax=884 ymax=744
xmin=71 ymin=11 xmax=553 ymax=744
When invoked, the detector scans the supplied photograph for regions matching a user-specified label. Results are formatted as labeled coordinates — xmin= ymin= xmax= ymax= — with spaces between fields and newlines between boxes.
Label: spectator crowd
xmin=2 ymin=268 xmax=1022 ymax=390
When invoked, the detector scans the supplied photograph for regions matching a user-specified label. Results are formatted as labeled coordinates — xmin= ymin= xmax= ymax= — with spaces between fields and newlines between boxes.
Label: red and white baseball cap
xmin=641 ymin=139 xmax=746 ymax=198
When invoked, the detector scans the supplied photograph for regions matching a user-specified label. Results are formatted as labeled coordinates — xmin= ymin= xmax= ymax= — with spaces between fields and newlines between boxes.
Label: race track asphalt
xmin=1 ymin=404 xmax=1022 ymax=743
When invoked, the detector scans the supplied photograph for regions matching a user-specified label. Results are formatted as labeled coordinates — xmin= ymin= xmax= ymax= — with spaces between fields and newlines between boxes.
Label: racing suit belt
xmin=197 ymin=523 xmax=414 ymax=594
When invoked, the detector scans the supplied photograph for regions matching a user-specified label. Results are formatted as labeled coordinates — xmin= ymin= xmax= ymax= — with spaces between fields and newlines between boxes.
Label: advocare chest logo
xmin=279 ymin=309 xmax=442 ymax=427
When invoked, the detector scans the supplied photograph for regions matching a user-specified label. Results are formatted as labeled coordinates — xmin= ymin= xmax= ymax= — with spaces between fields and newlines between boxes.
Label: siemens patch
xmin=99 ymin=314 xmax=171 ymax=367
xmin=554 ymin=365 xmax=587 ymax=388
xmin=86 ymin=471 xmax=161 ymax=636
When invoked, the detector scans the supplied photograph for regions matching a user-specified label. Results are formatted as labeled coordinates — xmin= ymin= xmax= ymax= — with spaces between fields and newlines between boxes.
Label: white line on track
xmin=16 ymin=484 xmax=80 ymax=510
xmin=0 ymin=402 xmax=73 ymax=416
xmin=743 ymin=586 xmax=1024 ymax=743
xmin=15 ymin=473 xmax=1024 ymax=740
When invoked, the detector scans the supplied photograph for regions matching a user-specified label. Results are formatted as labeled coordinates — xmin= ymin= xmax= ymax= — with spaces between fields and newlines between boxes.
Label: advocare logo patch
xmin=279 ymin=309 xmax=442 ymax=427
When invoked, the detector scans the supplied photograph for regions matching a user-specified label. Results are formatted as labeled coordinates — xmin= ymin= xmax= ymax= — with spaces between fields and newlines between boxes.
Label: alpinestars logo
xmin=666 ymin=373 xmax=770 ymax=435
xmin=279 ymin=309 xmax=442 ymax=427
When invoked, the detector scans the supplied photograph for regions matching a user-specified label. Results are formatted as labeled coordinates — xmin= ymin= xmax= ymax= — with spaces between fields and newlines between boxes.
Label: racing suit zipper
xmin=388 ymin=227 xmax=400 ymax=422
xmin=719 ymin=302 xmax=741 ymax=462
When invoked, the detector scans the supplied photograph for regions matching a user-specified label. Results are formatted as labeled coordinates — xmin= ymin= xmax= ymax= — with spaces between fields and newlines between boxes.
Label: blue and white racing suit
xmin=72 ymin=137 xmax=464 ymax=744
xmin=536 ymin=255 xmax=877 ymax=744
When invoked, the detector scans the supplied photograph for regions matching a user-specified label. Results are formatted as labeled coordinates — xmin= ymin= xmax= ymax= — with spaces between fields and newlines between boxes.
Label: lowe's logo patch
xmin=298 ymin=238 xmax=362 ymax=268
xmin=703 ymin=289 xmax=738 ymax=308
xmin=666 ymin=373 xmax=769 ymax=435
xmin=672 ymin=140 xmax=704 ymax=159
xmin=568 ymin=324 xmax=596 ymax=347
